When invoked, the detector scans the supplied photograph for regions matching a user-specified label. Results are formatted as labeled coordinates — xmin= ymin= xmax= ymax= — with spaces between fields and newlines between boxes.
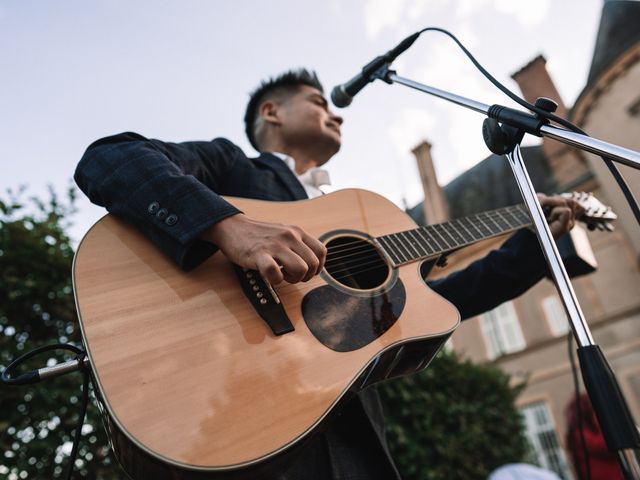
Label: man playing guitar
xmin=75 ymin=69 xmax=581 ymax=479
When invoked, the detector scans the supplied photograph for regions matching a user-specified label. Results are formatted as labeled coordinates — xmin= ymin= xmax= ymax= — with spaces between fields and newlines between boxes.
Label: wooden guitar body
xmin=73 ymin=189 xmax=460 ymax=479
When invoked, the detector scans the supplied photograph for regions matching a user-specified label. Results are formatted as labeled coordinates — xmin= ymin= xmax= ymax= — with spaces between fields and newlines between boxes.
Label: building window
xmin=541 ymin=295 xmax=570 ymax=336
xmin=480 ymin=301 xmax=525 ymax=360
xmin=520 ymin=401 xmax=573 ymax=479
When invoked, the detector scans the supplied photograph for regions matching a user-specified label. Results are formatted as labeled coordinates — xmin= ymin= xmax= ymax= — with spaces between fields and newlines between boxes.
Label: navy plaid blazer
xmin=75 ymin=132 xmax=550 ymax=479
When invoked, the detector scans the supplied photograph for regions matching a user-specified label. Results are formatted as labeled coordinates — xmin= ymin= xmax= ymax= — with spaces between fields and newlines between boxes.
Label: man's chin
xmin=328 ymin=139 xmax=341 ymax=157
xmin=315 ymin=142 xmax=340 ymax=166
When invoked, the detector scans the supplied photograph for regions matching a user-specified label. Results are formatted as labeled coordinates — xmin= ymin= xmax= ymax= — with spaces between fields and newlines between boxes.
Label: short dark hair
xmin=244 ymin=68 xmax=324 ymax=151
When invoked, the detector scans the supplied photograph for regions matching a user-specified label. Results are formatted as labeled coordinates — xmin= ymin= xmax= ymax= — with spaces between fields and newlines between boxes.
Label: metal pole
xmin=505 ymin=145 xmax=594 ymax=346
xmin=387 ymin=73 xmax=640 ymax=171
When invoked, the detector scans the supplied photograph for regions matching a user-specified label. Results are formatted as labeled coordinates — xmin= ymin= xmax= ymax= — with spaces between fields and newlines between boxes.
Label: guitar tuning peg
xmin=604 ymin=223 xmax=615 ymax=232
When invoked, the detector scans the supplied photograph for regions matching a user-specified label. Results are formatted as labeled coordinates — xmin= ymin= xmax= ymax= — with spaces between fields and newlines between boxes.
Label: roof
xmin=587 ymin=0 xmax=640 ymax=86
xmin=407 ymin=145 xmax=557 ymax=224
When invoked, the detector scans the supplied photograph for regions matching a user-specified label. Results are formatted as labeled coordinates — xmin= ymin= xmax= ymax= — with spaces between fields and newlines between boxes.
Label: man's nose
xmin=330 ymin=111 xmax=343 ymax=125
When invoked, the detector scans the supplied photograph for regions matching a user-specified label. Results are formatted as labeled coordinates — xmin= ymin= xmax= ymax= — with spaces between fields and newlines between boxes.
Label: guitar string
xmin=277 ymin=219 xmax=530 ymax=290
xmin=325 ymin=251 xmax=383 ymax=269
xmin=263 ymin=207 xmax=531 ymax=287
xmin=324 ymin=224 xmax=523 ymax=266
xmin=325 ymin=249 xmax=380 ymax=264
xmin=325 ymin=220 xmax=528 ymax=278
xmin=324 ymin=206 xmax=529 ymax=254
xmin=326 ymin=257 xmax=390 ymax=279
xmin=325 ymin=199 xmax=608 ymax=258
xmin=324 ymin=220 xmax=529 ymax=276
xmin=275 ymin=260 xmax=392 ymax=290
xmin=324 ymin=212 xmax=529 ymax=264
xmin=323 ymin=207 xmax=597 ymax=278
xmin=267 ymin=202 xmax=603 ymax=293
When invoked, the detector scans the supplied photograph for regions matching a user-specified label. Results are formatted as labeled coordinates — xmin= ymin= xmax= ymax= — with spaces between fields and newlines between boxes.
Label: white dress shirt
xmin=270 ymin=152 xmax=331 ymax=199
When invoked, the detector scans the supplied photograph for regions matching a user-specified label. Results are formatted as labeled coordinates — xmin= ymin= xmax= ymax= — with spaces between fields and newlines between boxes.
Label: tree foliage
xmin=379 ymin=349 xmax=529 ymax=480
xmin=0 ymin=187 xmax=120 ymax=479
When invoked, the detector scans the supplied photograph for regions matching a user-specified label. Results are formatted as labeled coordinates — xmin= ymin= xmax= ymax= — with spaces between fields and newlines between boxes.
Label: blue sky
xmin=1 ymin=0 xmax=603 ymax=242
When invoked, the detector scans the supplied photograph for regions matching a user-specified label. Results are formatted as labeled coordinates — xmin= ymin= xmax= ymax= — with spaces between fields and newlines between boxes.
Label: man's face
xmin=277 ymin=85 xmax=343 ymax=164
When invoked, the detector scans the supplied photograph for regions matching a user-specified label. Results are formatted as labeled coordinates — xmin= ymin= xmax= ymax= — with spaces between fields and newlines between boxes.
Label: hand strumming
xmin=203 ymin=214 xmax=327 ymax=285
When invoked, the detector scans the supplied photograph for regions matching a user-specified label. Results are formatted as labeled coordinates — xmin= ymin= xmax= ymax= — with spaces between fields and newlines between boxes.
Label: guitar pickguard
xmin=301 ymin=280 xmax=406 ymax=352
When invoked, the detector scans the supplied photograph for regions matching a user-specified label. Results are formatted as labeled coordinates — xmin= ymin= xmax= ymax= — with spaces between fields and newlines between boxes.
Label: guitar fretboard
xmin=376 ymin=203 xmax=532 ymax=266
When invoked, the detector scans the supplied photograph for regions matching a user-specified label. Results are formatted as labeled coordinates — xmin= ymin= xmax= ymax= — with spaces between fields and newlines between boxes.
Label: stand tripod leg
xmin=505 ymin=145 xmax=592 ymax=346
xmin=506 ymin=144 xmax=640 ymax=479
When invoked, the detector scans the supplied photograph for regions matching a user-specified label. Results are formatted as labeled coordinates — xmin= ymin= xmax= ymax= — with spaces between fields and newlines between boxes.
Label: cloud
xmin=363 ymin=0 xmax=436 ymax=39
xmin=361 ymin=0 xmax=556 ymax=192
xmin=492 ymin=0 xmax=551 ymax=29
xmin=386 ymin=34 xmax=503 ymax=186
xmin=364 ymin=0 xmax=407 ymax=39
xmin=456 ymin=0 xmax=550 ymax=29
xmin=388 ymin=107 xmax=437 ymax=156
xmin=363 ymin=0 xmax=551 ymax=40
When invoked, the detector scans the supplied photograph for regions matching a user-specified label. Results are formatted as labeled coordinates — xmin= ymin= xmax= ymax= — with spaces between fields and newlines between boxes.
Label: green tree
xmin=379 ymin=349 xmax=529 ymax=480
xmin=0 ymin=187 xmax=121 ymax=479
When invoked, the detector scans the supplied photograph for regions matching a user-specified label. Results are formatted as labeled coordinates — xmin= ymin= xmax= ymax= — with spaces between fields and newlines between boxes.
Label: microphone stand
xmin=374 ymin=66 xmax=640 ymax=478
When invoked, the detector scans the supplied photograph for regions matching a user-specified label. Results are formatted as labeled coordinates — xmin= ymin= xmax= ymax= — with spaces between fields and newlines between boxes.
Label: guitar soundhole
xmin=324 ymin=236 xmax=389 ymax=290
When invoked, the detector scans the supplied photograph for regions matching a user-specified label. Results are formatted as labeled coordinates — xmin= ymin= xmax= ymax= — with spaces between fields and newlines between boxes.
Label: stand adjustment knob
xmin=534 ymin=97 xmax=558 ymax=113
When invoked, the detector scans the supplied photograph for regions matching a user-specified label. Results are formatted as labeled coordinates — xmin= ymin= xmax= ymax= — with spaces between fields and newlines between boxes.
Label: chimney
xmin=412 ymin=140 xmax=449 ymax=224
xmin=511 ymin=55 xmax=589 ymax=189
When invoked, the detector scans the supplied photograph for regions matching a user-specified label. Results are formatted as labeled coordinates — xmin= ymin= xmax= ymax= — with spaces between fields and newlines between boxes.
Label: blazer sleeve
xmin=427 ymin=229 xmax=549 ymax=320
xmin=74 ymin=131 xmax=243 ymax=270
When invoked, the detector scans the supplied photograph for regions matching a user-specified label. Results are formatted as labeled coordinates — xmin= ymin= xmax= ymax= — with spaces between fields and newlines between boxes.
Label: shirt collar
xmin=270 ymin=152 xmax=331 ymax=189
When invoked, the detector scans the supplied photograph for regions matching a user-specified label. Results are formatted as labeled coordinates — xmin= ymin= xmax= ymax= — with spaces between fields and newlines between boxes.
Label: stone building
xmin=407 ymin=1 xmax=640 ymax=477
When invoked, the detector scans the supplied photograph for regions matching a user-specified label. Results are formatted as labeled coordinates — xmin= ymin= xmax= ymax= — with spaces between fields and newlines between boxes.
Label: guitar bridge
xmin=233 ymin=265 xmax=294 ymax=336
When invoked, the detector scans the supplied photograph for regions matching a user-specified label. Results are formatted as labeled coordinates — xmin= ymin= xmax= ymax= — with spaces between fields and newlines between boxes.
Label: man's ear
xmin=259 ymin=100 xmax=282 ymax=126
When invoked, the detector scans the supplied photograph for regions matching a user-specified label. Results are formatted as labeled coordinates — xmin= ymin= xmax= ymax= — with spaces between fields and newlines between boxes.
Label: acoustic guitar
xmin=72 ymin=189 xmax=615 ymax=479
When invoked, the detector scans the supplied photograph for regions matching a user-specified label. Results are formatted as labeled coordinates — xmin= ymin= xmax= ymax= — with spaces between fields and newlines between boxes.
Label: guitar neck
xmin=376 ymin=203 xmax=532 ymax=266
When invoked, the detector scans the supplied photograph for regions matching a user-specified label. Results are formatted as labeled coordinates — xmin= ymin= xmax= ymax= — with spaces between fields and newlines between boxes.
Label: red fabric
xmin=566 ymin=394 xmax=623 ymax=480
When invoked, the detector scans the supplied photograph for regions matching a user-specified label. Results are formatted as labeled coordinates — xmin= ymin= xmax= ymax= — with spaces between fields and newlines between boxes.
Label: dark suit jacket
xmin=75 ymin=132 xmax=550 ymax=479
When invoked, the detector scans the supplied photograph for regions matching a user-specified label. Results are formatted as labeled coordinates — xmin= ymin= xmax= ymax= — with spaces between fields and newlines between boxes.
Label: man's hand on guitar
xmin=538 ymin=193 xmax=585 ymax=238
xmin=204 ymin=214 xmax=327 ymax=285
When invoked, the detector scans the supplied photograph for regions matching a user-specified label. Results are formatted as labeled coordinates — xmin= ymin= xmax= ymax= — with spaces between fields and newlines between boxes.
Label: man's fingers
xmin=208 ymin=215 xmax=326 ymax=285
xmin=538 ymin=193 xmax=565 ymax=208
xmin=255 ymin=255 xmax=284 ymax=286
xmin=568 ymin=198 xmax=585 ymax=218
xmin=290 ymin=243 xmax=320 ymax=282
xmin=537 ymin=193 xmax=584 ymax=238
xmin=297 ymin=232 xmax=326 ymax=277
xmin=548 ymin=207 xmax=572 ymax=236
xmin=302 ymin=233 xmax=327 ymax=275
xmin=274 ymin=250 xmax=310 ymax=284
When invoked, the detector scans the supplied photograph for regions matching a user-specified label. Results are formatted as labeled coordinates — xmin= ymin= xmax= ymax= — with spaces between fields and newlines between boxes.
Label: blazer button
xmin=148 ymin=202 xmax=160 ymax=214
xmin=156 ymin=208 xmax=168 ymax=220
xmin=165 ymin=214 xmax=178 ymax=226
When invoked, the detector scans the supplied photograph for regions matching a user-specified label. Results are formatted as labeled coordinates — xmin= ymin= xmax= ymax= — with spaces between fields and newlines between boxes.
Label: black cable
xmin=1 ymin=343 xmax=89 ymax=480
xmin=411 ymin=27 xmax=640 ymax=229
xmin=1 ymin=343 xmax=83 ymax=385
xmin=568 ymin=333 xmax=591 ymax=480
xmin=65 ymin=368 xmax=90 ymax=480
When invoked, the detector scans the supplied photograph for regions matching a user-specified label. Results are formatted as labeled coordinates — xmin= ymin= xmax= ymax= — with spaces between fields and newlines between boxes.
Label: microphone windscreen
xmin=331 ymin=85 xmax=352 ymax=108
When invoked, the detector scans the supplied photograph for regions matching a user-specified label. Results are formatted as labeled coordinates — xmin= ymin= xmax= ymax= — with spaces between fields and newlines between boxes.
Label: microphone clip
xmin=371 ymin=64 xmax=394 ymax=85
xmin=482 ymin=118 xmax=524 ymax=155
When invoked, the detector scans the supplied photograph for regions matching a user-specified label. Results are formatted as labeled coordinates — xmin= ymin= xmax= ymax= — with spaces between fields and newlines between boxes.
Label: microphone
xmin=331 ymin=32 xmax=420 ymax=108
